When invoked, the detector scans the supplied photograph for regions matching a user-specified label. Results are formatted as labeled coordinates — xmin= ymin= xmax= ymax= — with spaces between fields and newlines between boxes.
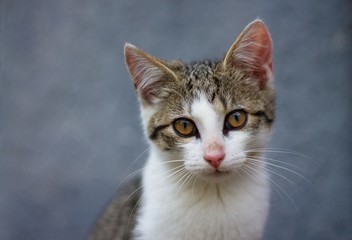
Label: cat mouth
xmin=192 ymin=168 xmax=234 ymax=182
xmin=207 ymin=169 xmax=231 ymax=177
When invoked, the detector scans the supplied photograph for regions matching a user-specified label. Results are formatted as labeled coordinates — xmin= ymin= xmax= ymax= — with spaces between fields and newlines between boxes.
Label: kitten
xmin=89 ymin=19 xmax=275 ymax=240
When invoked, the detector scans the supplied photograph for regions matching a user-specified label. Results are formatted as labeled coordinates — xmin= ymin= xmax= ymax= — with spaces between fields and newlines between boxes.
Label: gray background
xmin=1 ymin=0 xmax=351 ymax=239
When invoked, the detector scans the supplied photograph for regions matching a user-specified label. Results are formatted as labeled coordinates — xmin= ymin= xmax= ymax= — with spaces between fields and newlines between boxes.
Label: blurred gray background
xmin=1 ymin=0 xmax=351 ymax=239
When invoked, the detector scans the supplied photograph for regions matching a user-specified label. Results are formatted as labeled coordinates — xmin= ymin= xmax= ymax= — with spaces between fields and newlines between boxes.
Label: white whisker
xmin=117 ymin=184 xmax=144 ymax=214
xmin=120 ymin=167 xmax=145 ymax=185
xmin=172 ymin=169 xmax=188 ymax=186
xmin=160 ymin=159 xmax=185 ymax=164
xmin=247 ymin=157 xmax=315 ymax=189
xmin=246 ymin=159 xmax=301 ymax=192
xmin=177 ymin=172 xmax=193 ymax=194
xmin=240 ymin=165 xmax=281 ymax=201
xmin=126 ymin=195 xmax=143 ymax=238
xmin=163 ymin=165 xmax=185 ymax=180
xmin=128 ymin=147 xmax=151 ymax=169
xmin=119 ymin=147 xmax=150 ymax=186
xmin=244 ymin=147 xmax=313 ymax=162
xmin=259 ymin=156 xmax=305 ymax=173
xmin=170 ymin=169 xmax=187 ymax=180
xmin=191 ymin=174 xmax=199 ymax=196
xmin=243 ymin=164 xmax=300 ymax=214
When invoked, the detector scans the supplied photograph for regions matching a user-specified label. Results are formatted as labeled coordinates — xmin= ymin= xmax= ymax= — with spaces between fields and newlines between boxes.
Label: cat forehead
xmin=191 ymin=94 xmax=223 ymax=131
xmin=183 ymin=61 xmax=220 ymax=85
xmin=172 ymin=61 xmax=223 ymax=103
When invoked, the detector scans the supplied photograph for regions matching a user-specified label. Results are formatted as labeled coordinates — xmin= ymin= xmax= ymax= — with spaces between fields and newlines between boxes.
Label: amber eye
xmin=173 ymin=118 xmax=197 ymax=137
xmin=225 ymin=110 xmax=247 ymax=130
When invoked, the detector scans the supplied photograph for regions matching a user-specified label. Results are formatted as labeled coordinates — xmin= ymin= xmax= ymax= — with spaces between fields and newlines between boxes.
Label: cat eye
xmin=225 ymin=110 xmax=248 ymax=130
xmin=173 ymin=118 xmax=197 ymax=138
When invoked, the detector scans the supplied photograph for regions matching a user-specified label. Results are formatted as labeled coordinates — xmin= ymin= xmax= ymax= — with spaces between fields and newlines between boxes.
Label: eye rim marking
xmin=253 ymin=110 xmax=274 ymax=123
xmin=224 ymin=109 xmax=248 ymax=131
xmin=172 ymin=118 xmax=198 ymax=138
xmin=149 ymin=124 xmax=170 ymax=140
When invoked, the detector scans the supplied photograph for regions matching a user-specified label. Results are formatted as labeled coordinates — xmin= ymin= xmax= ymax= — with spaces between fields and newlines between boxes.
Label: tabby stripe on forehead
xmin=149 ymin=124 xmax=169 ymax=140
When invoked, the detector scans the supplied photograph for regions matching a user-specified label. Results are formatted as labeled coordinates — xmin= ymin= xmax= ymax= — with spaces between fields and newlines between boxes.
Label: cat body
xmin=90 ymin=19 xmax=275 ymax=240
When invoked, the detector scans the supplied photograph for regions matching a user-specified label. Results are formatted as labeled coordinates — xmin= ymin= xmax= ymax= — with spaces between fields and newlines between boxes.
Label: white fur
xmin=134 ymin=94 xmax=270 ymax=240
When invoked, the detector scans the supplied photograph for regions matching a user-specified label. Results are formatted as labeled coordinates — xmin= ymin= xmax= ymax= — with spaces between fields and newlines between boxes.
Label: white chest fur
xmin=133 ymin=150 xmax=270 ymax=240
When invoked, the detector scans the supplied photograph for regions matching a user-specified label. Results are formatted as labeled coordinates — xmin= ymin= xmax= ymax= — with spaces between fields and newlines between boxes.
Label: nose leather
xmin=204 ymin=142 xmax=225 ymax=169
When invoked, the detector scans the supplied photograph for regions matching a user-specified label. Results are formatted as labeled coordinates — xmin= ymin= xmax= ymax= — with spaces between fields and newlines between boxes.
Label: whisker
xmin=119 ymin=159 xmax=185 ymax=204
xmin=120 ymin=160 xmax=185 ymax=190
xmin=162 ymin=165 xmax=186 ymax=180
xmin=234 ymin=167 xmax=246 ymax=183
xmin=177 ymin=172 xmax=193 ymax=194
xmin=117 ymin=184 xmax=144 ymax=216
xmin=128 ymin=147 xmax=151 ymax=170
xmin=259 ymin=156 xmax=305 ymax=173
xmin=120 ymin=167 xmax=145 ymax=185
xmin=247 ymin=157 xmax=315 ymax=189
xmin=241 ymin=166 xmax=284 ymax=201
xmin=171 ymin=169 xmax=188 ymax=186
xmin=239 ymin=165 xmax=286 ymax=201
xmin=166 ymin=168 xmax=186 ymax=185
xmin=244 ymin=148 xmax=313 ymax=162
xmin=191 ymin=174 xmax=199 ymax=196
xmin=118 ymin=147 xmax=150 ymax=187
xmin=246 ymin=159 xmax=301 ymax=192
xmin=243 ymin=164 xmax=300 ymax=213
xmin=126 ymin=195 xmax=143 ymax=238
xmin=160 ymin=159 xmax=185 ymax=164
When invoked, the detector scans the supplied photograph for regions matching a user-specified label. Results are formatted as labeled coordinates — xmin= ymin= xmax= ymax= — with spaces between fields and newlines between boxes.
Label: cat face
xmin=125 ymin=20 xmax=275 ymax=182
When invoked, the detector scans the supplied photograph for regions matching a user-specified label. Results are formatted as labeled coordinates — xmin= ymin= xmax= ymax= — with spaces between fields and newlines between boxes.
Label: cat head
xmin=124 ymin=19 xmax=275 ymax=182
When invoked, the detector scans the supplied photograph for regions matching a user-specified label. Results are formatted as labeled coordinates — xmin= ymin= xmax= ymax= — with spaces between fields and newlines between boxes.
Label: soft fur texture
xmin=89 ymin=19 xmax=275 ymax=240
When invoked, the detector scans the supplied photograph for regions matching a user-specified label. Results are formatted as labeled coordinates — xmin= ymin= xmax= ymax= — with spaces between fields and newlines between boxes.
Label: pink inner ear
xmin=229 ymin=21 xmax=273 ymax=88
xmin=124 ymin=45 xmax=165 ymax=104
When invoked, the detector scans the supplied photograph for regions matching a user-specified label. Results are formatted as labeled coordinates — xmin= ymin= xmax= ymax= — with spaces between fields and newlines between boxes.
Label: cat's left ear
xmin=223 ymin=19 xmax=273 ymax=89
xmin=124 ymin=43 xmax=178 ymax=105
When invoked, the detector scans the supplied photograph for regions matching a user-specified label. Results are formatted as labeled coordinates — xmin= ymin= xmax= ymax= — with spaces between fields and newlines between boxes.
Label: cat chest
xmin=135 ymin=193 xmax=265 ymax=240
xmin=137 ymin=204 xmax=237 ymax=239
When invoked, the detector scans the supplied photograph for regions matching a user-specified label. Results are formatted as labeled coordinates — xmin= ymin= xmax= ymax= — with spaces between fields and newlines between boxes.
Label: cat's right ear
xmin=124 ymin=43 xmax=177 ymax=105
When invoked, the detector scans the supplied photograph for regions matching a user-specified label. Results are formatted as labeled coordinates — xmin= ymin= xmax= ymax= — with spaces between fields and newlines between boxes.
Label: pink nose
xmin=204 ymin=151 xmax=225 ymax=169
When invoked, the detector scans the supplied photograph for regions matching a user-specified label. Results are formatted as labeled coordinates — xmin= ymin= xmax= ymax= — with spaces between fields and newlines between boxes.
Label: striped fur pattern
xmin=89 ymin=19 xmax=275 ymax=240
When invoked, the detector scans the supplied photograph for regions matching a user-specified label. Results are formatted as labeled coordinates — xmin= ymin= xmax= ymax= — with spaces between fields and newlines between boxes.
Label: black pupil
xmin=233 ymin=112 xmax=241 ymax=122
xmin=181 ymin=120 xmax=189 ymax=129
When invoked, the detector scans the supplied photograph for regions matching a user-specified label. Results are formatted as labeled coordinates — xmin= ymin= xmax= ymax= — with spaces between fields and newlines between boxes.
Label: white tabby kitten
xmin=90 ymin=19 xmax=275 ymax=240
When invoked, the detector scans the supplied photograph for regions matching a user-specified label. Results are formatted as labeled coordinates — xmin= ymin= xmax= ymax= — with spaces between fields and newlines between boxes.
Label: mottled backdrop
xmin=1 ymin=0 xmax=351 ymax=239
